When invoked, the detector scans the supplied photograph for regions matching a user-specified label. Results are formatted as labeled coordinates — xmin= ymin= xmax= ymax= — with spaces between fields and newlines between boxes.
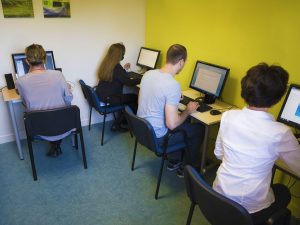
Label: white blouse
xmin=213 ymin=107 xmax=300 ymax=213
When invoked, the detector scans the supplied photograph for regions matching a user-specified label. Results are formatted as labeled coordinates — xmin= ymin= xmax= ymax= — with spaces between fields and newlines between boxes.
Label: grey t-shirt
xmin=16 ymin=70 xmax=73 ymax=111
xmin=16 ymin=70 xmax=73 ymax=141
xmin=137 ymin=69 xmax=181 ymax=138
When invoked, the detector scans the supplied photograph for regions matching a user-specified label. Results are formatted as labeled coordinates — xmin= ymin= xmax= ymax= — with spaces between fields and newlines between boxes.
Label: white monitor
xmin=277 ymin=84 xmax=300 ymax=130
xmin=136 ymin=47 xmax=160 ymax=69
xmin=190 ymin=60 xmax=230 ymax=104
xmin=12 ymin=51 xmax=56 ymax=78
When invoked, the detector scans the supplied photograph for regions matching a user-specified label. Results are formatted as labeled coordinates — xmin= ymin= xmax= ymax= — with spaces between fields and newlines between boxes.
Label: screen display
xmin=12 ymin=51 xmax=56 ymax=78
xmin=190 ymin=61 xmax=229 ymax=97
xmin=277 ymin=84 xmax=300 ymax=130
xmin=136 ymin=47 xmax=160 ymax=69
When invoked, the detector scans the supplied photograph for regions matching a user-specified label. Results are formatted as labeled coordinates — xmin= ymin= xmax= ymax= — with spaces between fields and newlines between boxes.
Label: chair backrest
xmin=79 ymin=79 xmax=97 ymax=109
xmin=184 ymin=165 xmax=253 ymax=225
xmin=24 ymin=105 xmax=82 ymax=138
xmin=125 ymin=107 xmax=159 ymax=152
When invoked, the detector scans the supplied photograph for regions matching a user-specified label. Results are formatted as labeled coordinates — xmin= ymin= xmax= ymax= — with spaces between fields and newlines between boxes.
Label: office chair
xmin=125 ymin=107 xmax=188 ymax=199
xmin=184 ymin=165 xmax=291 ymax=225
xmin=79 ymin=79 xmax=124 ymax=145
xmin=24 ymin=105 xmax=88 ymax=181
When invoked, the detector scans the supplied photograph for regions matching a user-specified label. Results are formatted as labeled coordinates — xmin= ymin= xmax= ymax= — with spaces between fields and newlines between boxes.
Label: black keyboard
xmin=128 ymin=71 xmax=143 ymax=80
xmin=180 ymin=95 xmax=193 ymax=105
xmin=197 ymin=103 xmax=212 ymax=113
xmin=180 ymin=95 xmax=212 ymax=113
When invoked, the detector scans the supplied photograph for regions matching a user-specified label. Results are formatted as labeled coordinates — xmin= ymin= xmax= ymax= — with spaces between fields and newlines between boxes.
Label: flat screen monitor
xmin=277 ymin=84 xmax=300 ymax=130
xmin=189 ymin=60 xmax=230 ymax=104
xmin=12 ymin=51 xmax=56 ymax=78
xmin=136 ymin=47 xmax=160 ymax=70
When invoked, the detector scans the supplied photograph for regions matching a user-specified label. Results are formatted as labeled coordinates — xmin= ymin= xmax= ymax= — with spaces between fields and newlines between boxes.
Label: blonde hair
xmin=97 ymin=43 xmax=125 ymax=82
xmin=25 ymin=44 xmax=46 ymax=66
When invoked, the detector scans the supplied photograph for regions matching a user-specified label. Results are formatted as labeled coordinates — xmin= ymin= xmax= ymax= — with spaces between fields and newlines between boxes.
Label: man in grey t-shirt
xmin=137 ymin=44 xmax=204 ymax=177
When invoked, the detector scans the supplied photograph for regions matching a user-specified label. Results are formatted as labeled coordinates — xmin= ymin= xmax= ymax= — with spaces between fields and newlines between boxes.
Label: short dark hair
xmin=166 ymin=44 xmax=187 ymax=65
xmin=241 ymin=63 xmax=289 ymax=108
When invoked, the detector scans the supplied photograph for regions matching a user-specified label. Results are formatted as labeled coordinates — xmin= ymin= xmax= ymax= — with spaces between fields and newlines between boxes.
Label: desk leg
xmin=7 ymin=101 xmax=24 ymax=160
xmin=200 ymin=125 xmax=209 ymax=172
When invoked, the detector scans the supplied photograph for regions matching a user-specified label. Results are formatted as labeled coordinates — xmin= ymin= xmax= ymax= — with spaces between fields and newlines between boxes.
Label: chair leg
xmin=27 ymin=139 xmax=37 ymax=181
xmin=155 ymin=155 xmax=166 ymax=199
xmin=75 ymin=133 xmax=78 ymax=150
xmin=131 ymin=139 xmax=138 ymax=171
xmin=101 ymin=114 xmax=106 ymax=146
xmin=186 ymin=202 xmax=195 ymax=225
xmin=89 ymin=107 xmax=92 ymax=131
xmin=79 ymin=131 xmax=88 ymax=169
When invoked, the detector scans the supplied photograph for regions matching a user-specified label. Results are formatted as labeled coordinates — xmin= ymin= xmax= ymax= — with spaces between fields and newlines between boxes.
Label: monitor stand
xmin=203 ymin=94 xmax=216 ymax=104
xmin=137 ymin=66 xmax=148 ymax=75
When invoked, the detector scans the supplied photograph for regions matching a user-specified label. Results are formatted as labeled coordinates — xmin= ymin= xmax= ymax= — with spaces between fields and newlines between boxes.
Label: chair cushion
xmin=97 ymin=105 xmax=123 ymax=114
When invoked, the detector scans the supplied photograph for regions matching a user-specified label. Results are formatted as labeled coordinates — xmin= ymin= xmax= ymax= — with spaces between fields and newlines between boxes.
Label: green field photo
xmin=1 ymin=0 xmax=34 ymax=18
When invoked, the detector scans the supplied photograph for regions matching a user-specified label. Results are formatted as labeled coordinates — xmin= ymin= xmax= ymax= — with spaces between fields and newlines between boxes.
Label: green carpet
xmin=0 ymin=123 xmax=208 ymax=225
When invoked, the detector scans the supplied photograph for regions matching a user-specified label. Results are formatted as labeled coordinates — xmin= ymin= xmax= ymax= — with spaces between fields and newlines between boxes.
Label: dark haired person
xmin=16 ymin=44 xmax=73 ymax=157
xmin=137 ymin=44 xmax=205 ymax=178
xmin=213 ymin=63 xmax=300 ymax=224
xmin=96 ymin=43 xmax=139 ymax=131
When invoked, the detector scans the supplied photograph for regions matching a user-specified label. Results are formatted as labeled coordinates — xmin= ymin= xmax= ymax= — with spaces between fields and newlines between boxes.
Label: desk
xmin=181 ymin=89 xmax=234 ymax=171
xmin=2 ymin=87 xmax=24 ymax=159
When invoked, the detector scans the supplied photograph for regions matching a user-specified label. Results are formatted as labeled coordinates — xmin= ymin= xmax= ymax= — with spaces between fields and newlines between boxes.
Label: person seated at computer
xmin=16 ymin=43 xmax=73 ymax=157
xmin=96 ymin=43 xmax=140 ymax=131
xmin=213 ymin=63 xmax=300 ymax=224
xmin=137 ymin=44 xmax=205 ymax=178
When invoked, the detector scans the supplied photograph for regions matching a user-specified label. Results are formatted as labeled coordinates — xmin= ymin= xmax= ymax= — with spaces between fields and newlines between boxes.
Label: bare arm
xmin=165 ymin=101 xmax=199 ymax=130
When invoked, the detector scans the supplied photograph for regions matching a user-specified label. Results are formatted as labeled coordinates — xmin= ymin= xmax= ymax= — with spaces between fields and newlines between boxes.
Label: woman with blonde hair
xmin=96 ymin=43 xmax=139 ymax=131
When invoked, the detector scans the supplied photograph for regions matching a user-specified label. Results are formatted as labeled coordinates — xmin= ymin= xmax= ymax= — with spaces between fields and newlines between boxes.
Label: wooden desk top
xmin=2 ymin=87 xmax=21 ymax=102
xmin=181 ymin=89 xmax=234 ymax=125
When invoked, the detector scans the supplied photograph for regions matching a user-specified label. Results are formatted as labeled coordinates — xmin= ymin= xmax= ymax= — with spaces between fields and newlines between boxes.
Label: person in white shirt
xmin=213 ymin=63 xmax=300 ymax=224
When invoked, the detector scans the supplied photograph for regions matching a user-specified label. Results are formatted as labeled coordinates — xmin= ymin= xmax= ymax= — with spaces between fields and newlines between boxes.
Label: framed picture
xmin=43 ymin=0 xmax=71 ymax=18
xmin=1 ymin=0 xmax=34 ymax=18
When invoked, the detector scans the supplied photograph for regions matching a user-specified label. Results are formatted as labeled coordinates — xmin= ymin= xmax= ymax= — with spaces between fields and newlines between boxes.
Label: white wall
xmin=0 ymin=0 xmax=145 ymax=144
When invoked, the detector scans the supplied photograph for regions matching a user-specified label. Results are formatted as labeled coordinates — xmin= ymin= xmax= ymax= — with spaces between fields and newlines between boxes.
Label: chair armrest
xmin=266 ymin=208 xmax=290 ymax=225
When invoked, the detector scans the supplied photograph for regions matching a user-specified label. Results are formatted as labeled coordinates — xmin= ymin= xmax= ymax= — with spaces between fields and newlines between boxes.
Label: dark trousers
xmin=157 ymin=120 xmax=205 ymax=167
xmin=108 ymin=94 xmax=138 ymax=125
xmin=250 ymin=184 xmax=291 ymax=225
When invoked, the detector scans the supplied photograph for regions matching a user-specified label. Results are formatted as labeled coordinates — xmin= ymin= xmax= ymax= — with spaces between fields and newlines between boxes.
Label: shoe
xmin=46 ymin=146 xmax=59 ymax=157
xmin=176 ymin=166 xmax=184 ymax=179
xmin=167 ymin=160 xmax=182 ymax=171
xmin=111 ymin=124 xmax=128 ymax=132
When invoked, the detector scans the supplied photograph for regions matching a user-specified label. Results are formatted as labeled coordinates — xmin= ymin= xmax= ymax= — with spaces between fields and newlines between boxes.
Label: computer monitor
xmin=136 ymin=47 xmax=160 ymax=70
xmin=277 ymin=84 xmax=300 ymax=130
xmin=189 ymin=60 xmax=230 ymax=104
xmin=12 ymin=51 xmax=56 ymax=78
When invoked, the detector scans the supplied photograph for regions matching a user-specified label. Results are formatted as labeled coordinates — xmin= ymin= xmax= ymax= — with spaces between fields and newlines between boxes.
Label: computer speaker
xmin=4 ymin=73 xmax=15 ymax=90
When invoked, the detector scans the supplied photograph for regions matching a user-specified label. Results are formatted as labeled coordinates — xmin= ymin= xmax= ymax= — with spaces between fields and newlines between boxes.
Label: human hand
xmin=186 ymin=101 xmax=199 ymax=114
xmin=124 ymin=63 xmax=131 ymax=70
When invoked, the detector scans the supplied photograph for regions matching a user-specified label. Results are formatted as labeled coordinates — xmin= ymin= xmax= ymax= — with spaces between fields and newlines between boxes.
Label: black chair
xmin=184 ymin=165 xmax=291 ymax=225
xmin=79 ymin=79 xmax=124 ymax=145
xmin=125 ymin=107 xmax=189 ymax=199
xmin=24 ymin=105 xmax=88 ymax=181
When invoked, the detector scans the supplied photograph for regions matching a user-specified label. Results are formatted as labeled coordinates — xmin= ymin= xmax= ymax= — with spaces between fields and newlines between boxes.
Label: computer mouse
xmin=210 ymin=109 xmax=221 ymax=115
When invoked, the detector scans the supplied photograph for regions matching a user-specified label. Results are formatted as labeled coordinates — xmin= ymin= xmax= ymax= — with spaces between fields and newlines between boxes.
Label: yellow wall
xmin=145 ymin=0 xmax=300 ymax=217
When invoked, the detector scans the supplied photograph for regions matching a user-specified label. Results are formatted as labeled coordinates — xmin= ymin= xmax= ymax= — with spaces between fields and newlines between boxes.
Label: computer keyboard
xmin=180 ymin=95 xmax=212 ymax=113
xmin=197 ymin=103 xmax=212 ymax=113
xmin=128 ymin=71 xmax=143 ymax=80
xmin=180 ymin=95 xmax=193 ymax=105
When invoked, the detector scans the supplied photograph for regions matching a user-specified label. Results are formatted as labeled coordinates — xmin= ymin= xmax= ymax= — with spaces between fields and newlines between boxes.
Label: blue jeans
xmin=157 ymin=120 xmax=205 ymax=167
